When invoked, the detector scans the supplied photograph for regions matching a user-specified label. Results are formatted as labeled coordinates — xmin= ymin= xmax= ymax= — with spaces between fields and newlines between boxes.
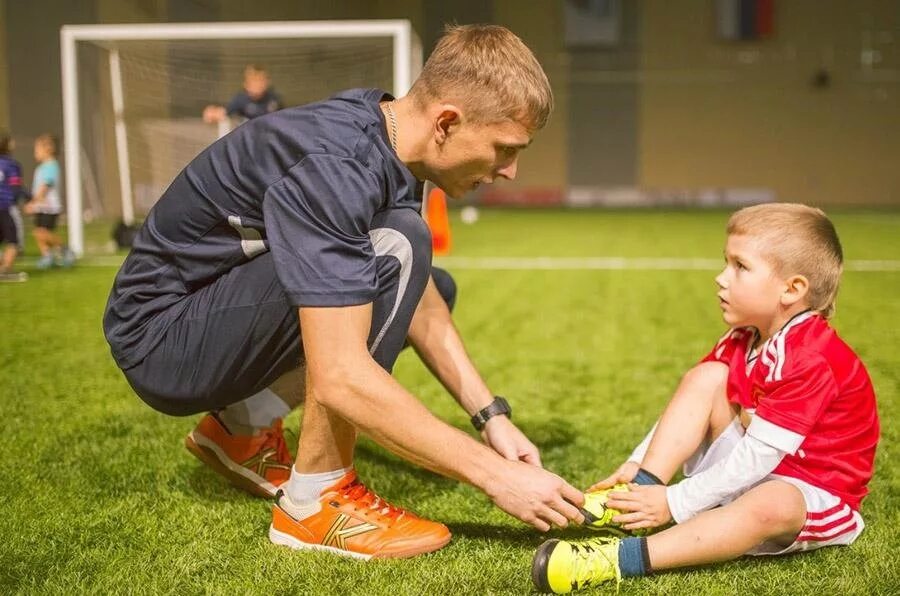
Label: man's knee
xmin=431 ymin=267 xmax=457 ymax=312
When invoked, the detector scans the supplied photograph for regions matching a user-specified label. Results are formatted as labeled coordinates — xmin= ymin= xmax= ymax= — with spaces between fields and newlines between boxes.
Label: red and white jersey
xmin=701 ymin=311 xmax=879 ymax=511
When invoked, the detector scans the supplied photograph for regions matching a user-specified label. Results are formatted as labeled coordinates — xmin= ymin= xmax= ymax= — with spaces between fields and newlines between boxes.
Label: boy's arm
xmin=664 ymin=422 xmax=798 ymax=522
xmin=225 ymin=93 xmax=246 ymax=116
xmin=7 ymin=163 xmax=28 ymax=201
xmin=30 ymin=183 xmax=48 ymax=204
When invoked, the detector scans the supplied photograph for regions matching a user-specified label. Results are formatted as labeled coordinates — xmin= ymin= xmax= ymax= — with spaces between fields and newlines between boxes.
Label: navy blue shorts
xmin=120 ymin=208 xmax=456 ymax=416
xmin=0 ymin=209 xmax=18 ymax=246
xmin=34 ymin=212 xmax=59 ymax=230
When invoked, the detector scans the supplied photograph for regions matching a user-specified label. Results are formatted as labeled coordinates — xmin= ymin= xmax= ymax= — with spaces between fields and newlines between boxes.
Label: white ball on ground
xmin=460 ymin=205 xmax=479 ymax=225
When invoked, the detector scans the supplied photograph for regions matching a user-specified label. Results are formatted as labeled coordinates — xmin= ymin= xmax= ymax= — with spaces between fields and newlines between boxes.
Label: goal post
xmin=60 ymin=20 xmax=423 ymax=256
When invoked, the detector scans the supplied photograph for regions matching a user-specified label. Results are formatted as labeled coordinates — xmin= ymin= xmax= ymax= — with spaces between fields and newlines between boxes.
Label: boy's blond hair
xmin=409 ymin=24 xmax=553 ymax=131
xmin=728 ymin=203 xmax=843 ymax=318
xmin=35 ymin=134 xmax=58 ymax=156
xmin=243 ymin=64 xmax=268 ymax=77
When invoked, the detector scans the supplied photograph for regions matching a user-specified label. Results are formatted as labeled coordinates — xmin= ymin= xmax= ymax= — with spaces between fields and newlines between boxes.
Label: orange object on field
xmin=269 ymin=470 xmax=452 ymax=559
xmin=425 ymin=187 xmax=452 ymax=255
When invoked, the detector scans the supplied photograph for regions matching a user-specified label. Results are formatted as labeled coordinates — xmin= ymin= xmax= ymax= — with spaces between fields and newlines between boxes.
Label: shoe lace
xmin=339 ymin=480 xmax=406 ymax=523
xmin=260 ymin=420 xmax=292 ymax=465
xmin=570 ymin=537 xmax=622 ymax=591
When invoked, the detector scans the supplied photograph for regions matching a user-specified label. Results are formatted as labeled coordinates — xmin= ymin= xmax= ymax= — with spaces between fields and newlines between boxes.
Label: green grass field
xmin=1 ymin=209 xmax=898 ymax=595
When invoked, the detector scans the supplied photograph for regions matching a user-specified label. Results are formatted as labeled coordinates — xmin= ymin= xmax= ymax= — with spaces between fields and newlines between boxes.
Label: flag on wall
xmin=564 ymin=0 xmax=621 ymax=47
xmin=716 ymin=0 xmax=774 ymax=41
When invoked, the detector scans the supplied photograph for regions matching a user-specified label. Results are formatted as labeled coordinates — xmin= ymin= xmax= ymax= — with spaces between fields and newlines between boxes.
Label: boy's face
xmin=34 ymin=141 xmax=50 ymax=161
xmin=715 ymin=234 xmax=789 ymax=330
xmin=428 ymin=115 xmax=531 ymax=199
xmin=243 ymin=72 xmax=270 ymax=100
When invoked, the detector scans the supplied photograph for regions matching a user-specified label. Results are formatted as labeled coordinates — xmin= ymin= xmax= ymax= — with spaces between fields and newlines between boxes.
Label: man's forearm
xmin=311 ymin=354 xmax=501 ymax=489
xmin=407 ymin=279 xmax=493 ymax=415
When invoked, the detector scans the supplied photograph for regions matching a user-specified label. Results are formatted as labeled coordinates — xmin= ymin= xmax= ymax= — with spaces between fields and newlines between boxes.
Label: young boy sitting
xmin=532 ymin=203 xmax=879 ymax=594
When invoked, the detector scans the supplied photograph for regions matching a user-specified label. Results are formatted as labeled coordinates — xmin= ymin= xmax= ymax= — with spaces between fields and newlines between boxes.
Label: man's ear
xmin=781 ymin=274 xmax=810 ymax=307
xmin=434 ymin=105 xmax=462 ymax=145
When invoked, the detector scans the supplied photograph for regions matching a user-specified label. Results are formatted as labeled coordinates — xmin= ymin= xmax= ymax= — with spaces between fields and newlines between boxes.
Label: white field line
xmin=16 ymin=255 xmax=900 ymax=272
xmin=435 ymin=256 xmax=900 ymax=272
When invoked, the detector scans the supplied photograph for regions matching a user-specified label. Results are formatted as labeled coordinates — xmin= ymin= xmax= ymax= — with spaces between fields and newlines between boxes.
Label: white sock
xmin=286 ymin=466 xmax=353 ymax=508
xmin=217 ymin=387 xmax=291 ymax=435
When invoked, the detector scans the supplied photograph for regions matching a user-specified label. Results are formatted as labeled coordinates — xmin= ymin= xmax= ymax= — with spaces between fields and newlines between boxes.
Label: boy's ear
xmin=781 ymin=274 xmax=810 ymax=307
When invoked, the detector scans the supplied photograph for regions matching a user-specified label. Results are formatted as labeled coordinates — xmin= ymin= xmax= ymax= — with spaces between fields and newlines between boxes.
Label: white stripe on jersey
xmin=763 ymin=311 xmax=816 ymax=383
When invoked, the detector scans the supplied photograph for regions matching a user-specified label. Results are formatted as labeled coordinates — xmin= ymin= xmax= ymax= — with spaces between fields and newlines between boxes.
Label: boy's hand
xmin=587 ymin=461 xmax=640 ymax=491
xmin=606 ymin=483 xmax=672 ymax=530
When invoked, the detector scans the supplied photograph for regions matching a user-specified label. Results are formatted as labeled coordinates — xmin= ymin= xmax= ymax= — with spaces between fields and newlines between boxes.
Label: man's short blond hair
xmin=727 ymin=203 xmax=843 ymax=318
xmin=409 ymin=24 xmax=553 ymax=131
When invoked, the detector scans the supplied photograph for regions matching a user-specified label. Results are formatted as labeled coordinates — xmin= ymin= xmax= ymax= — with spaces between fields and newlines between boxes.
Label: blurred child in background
xmin=24 ymin=134 xmax=73 ymax=269
xmin=0 ymin=131 xmax=27 ymax=281
xmin=202 ymin=64 xmax=283 ymax=124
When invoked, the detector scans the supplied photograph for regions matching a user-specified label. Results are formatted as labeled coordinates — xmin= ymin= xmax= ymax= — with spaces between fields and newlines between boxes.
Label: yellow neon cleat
xmin=532 ymin=536 xmax=621 ymax=594
xmin=581 ymin=483 xmax=650 ymax=536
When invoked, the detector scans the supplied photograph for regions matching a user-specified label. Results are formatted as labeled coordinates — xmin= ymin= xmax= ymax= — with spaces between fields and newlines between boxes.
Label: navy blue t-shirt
xmin=226 ymin=88 xmax=283 ymax=120
xmin=0 ymin=155 xmax=24 ymax=210
xmin=104 ymin=88 xmax=423 ymax=369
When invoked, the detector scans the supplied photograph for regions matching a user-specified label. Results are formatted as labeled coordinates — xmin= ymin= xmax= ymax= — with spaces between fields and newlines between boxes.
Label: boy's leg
xmin=1 ymin=244 xmax=14 ymax=269
xmin=647 ymin=479 xmax=806 ymax=569
xmin=640 ymin=361 xmax=737 ymax=483
xmin=33 ymin=226 xmax=48 ymax=254
xmin=533 ymin=480 xmax=806 ymax=593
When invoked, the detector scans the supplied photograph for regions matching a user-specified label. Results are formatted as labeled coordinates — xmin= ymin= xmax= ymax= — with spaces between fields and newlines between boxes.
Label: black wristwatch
xmin=471 ymin=396 xmax=512 ymax=431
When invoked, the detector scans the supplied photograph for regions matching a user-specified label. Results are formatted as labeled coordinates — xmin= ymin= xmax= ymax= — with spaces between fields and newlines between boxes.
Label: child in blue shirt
xmin=0 ymin=131 xmax=27 ymax=281
xmin=23 ymin=134 xmax=73 ymax=268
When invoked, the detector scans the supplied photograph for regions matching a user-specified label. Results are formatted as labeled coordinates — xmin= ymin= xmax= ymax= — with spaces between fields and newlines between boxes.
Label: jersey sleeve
xmin=225 ymin=93 xmax=246 ymax=116
xmin=6 ymin=161 xmax=22 ymax=189
xmin=271 ymin=90 xmax=284 ymax=110
xmin=700 ymin=328 xmax=752 ymax=365
xmin=262 ymin=154 xmax=381 ymax=307
xmin=753 ymin=350 xmax=838 ymax=439
xmin=35 ymin=162 xmax=57 ymax=189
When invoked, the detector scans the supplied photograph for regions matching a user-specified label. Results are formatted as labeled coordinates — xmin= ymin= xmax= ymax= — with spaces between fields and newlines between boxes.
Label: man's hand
xmin=486 ymin=460 xmax=585 ymax=532
xmin=606 ymin=483 xmax=672 ymax=531
xmin=202 ymin=105 xmax=227 ymax=123
xmin=587 ymin=461 xmax=640 ymax=491
xmin=481 ymin=415 xmax=542 ymax=467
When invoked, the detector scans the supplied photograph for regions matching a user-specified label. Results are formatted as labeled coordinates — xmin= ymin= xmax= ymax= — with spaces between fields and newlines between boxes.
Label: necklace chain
xmin=386 ymin=100 xmax=398 ymax=151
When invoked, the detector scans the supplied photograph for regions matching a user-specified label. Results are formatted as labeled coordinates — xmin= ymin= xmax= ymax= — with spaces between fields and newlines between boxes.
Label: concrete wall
xmin=1 ymin=0 xmax=897 ymax=207
xmin=638 ymin=0 xmax=900 ymax=206
xmin=0 ymin=0 xmax=8 ymax=130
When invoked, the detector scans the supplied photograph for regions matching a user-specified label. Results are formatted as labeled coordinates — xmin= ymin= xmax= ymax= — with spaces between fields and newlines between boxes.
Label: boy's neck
xmin=758 ymin=304 xmax=815 ymax=342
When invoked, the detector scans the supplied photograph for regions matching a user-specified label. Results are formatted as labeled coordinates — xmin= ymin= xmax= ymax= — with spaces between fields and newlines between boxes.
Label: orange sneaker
xmin=269 ymin=471 xmax=451 ymax=560
xmin=184 ymin=413 xmax=292 ymax=498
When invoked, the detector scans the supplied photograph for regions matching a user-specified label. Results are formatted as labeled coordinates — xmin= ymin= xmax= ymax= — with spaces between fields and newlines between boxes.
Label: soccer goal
xmin=60 ymin=20 xmax=422 ymax=256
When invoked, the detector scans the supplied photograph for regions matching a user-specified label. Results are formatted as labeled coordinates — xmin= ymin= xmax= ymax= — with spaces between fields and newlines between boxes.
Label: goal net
xmin=61 ymin=21 xmax=421 ymax=255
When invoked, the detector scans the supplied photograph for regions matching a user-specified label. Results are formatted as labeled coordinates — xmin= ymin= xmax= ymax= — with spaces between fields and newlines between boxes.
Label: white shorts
xmin=683 ymin=418 xmax=865 ymax=556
